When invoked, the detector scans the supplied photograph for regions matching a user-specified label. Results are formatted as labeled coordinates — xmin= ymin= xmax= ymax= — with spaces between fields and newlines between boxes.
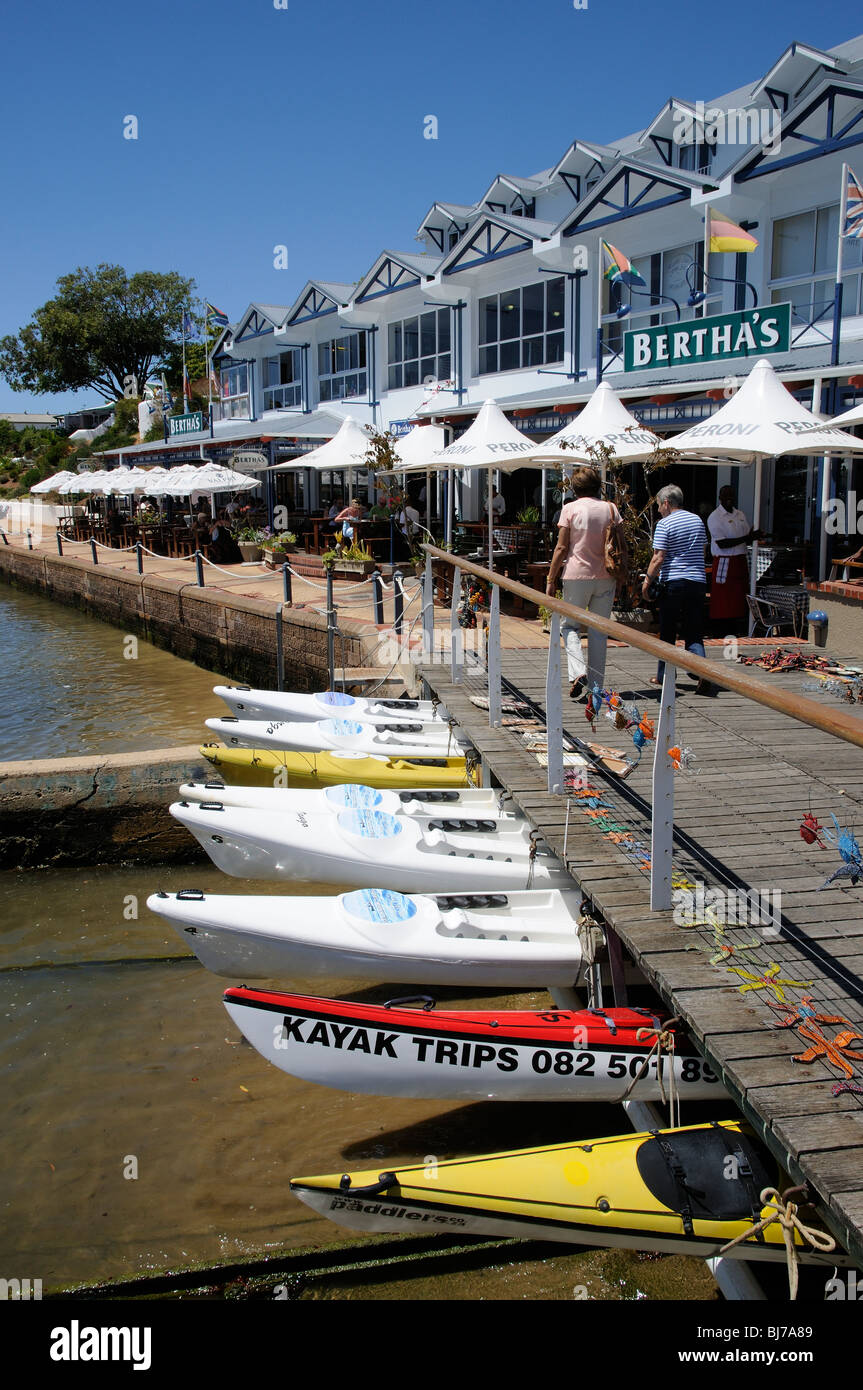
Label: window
xmin=219 ymin=362 xmax=250 ymax=420
xmin=387 ymin=309 xmax=451 ymax=390
xmin=263 ymin=350 xmax=302 ymax=410
xmin=770 ymin=204 xmax=863 ymax=325
xmin=478 ymin=277 xmax=565 ymax=374
xmin=317 ymin=333 xmax=367 ymax=402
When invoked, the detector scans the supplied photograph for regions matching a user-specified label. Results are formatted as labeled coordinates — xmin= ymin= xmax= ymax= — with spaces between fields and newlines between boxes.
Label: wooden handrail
xmin=423 ymin=543 xmax=863 ymax=752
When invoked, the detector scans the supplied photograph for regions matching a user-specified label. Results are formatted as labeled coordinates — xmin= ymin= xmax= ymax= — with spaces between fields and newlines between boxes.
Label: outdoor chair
xmin=746 ymin=593 xmax=801 ymax=639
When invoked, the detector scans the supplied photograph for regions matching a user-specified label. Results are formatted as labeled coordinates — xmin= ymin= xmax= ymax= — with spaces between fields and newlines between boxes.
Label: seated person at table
xmin=334 ymin=499 xmax=367 ymax=522
xmin=209 ymin=513 xmax=243 ymax=565
xmin=327 ymin=496 xmax=344 ymax=523
xmin=192 ymin=513 xmax=212 ymax=553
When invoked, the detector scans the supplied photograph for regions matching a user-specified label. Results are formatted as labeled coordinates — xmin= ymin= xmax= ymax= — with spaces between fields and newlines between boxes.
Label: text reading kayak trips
xmin=273 ymin=1016 xmax=718 ymax=1081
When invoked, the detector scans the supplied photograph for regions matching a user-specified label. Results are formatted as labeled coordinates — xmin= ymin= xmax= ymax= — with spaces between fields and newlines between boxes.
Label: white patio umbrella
xmin=524 ymin=381 xmax=662 ymax=467
xmin=672 ymin=357 xmax=863 ymax=602
xmin=398 ymin=400 xmax=535 ymax=568
xmin=30 ymin=470 xmax=78 ymax=493
xmin=184 ymin=462 xmax=261 ymax=516
xmin=269 ymin=416 xmax=373 ymax=506
xmin=393 ymin=423 xmax=448 ymax=541
xmin=57 ymin=470 xmax=113 ymax=495
xmin=809 ymin=398 xmax=863 ymax=430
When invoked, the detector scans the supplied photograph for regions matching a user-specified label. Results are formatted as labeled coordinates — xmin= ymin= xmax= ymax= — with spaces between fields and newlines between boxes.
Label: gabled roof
xmin=727 ymin=74 xmax=863 ymax=183
xmin=557 ymin=155 xmax=718 ymax=236
xmin=284 ymin=280 xmax=354 ymax=327
xmin=437 ymin=212 xmax=555 ymax=277
xmin=480 ymin=172 xmax=551 ymax=209
xmin=353 ymin=250 xmax=442 ymax=303
xmin=750 ymin=40 xmax=843 ymax=107
xmin=233 ymin=302 xmax=290 ymax=342
xmin=550 ymin=139 xmax=620 ymax=200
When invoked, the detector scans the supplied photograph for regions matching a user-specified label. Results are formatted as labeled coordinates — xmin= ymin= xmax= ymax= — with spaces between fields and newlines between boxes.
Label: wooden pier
xmin=420 ymin=581 xmax=863 ymax=1270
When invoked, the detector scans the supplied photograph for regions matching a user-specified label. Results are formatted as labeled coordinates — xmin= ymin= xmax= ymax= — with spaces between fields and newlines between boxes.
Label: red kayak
xmin=223 ymin=988 xmax=722 ymax=1101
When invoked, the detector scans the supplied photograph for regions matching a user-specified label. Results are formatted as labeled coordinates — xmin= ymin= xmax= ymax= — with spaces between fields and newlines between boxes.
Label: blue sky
xmin=0 ymin=0 xmax=858 ymax=413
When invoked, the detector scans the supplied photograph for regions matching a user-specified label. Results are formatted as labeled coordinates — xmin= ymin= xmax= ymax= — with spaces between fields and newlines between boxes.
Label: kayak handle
xmin=339 ymin=1172 xmax=398 ymax=1195
xmin=384 ymin=995 xmax=436 ymax=1012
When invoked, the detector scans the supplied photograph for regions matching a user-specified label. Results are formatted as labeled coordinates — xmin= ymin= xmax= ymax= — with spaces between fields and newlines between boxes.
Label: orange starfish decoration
xmin=792 ymin=1023 xmax=863 ymax=1079
xmin=637 ymin=715 xmax=655 ymax=741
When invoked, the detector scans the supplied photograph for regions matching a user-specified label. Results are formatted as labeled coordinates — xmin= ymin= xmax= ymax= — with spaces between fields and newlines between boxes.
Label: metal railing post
xmin=282 ymin=563 xmax=292 ymax=605
xmin=372 ymin=568 xmax=384 ymax=626
xmin=195 ymin=551 xmax=205 ymax=586
xmin=450 ymin=565 xmax=463 ymax=684
xmin=136 ymin=542 xmax=143 ymax=575
xmin=275 ymin=602 xmax=285 ymax=692
xmin=650 ymin=664 xmax=676 ymax=910
xmin=545 ymin=612 xmax=564 ymax=794
xmin=487 ymin=583 xmax=502 ymax=727
xmin=56 ymin=533 xmax=63 ymax=556
xmin=423 ymin=553 xmax=434 ymax=661
xmin=27 ymin=530 xmax=33 ymax=551
xmin=326 ymin=567 xmax=336 ymax=688
xmin=0 ymin=530 xmax=8 ymax=546
xmin=393 ymin=569 xmax=404 ymax=637
xmin=90 ymin=539 xmax=98 ymax=565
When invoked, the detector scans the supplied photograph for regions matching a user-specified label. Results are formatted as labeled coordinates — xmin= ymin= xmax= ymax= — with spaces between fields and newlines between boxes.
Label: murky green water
xmin=0 ymin=863 xmax=722 ymax=1299
xmin=0 ymin=583 xmax=225 ymax=759
xmin=0 ymin=584 xmax=721 ymax=1298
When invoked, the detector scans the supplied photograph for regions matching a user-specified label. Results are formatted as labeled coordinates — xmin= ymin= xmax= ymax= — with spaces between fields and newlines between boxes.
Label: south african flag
xmin=601 ymin=240 xmax=645 ymax=287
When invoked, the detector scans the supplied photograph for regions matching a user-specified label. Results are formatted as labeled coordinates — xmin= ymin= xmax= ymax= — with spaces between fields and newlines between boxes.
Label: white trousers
xmin=561 ymin=578 xmax=616 ymax=687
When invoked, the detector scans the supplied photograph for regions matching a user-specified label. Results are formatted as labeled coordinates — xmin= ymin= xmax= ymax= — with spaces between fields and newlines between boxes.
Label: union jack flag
xmin=842 ymin=167 xmax=863 ymax=239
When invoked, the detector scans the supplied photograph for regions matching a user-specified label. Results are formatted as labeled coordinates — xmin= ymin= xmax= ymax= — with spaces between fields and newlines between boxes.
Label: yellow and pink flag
xmin=707 ymin=209 xmax=758 ymax=254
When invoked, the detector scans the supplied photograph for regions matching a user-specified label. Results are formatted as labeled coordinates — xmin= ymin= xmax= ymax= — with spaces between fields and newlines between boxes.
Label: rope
xmin=718 ymin=1186 xmax=836 ymax=1299
xmin=619 ymin=1018 xmax=682 ymax=1128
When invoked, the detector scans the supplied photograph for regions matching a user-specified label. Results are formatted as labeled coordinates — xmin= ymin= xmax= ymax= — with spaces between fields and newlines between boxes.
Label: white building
xmin=103 ymin=33 xmax=863 ymax=573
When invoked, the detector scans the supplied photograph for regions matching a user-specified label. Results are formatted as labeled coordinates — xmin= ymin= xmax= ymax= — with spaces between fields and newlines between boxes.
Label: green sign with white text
xmin=169 ymin=411 xmax=204 ymax=436
xmin=623 ymin=303 xmax=791 ymax=373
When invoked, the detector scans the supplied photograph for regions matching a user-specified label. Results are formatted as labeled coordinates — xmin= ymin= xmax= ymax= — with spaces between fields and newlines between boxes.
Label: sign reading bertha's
xmin=624 ymin=304 xmax=791 ymax=373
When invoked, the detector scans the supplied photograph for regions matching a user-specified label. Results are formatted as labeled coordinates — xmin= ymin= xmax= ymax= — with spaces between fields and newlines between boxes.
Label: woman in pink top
xmin=546 ymin=467 xmax=620 ymax=698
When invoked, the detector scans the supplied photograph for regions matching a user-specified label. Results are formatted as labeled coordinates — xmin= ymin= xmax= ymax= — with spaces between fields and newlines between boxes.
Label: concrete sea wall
xmin=0 ymin=745 xmax=213 ymax=868
xmin=0 ymin=544 xmax=373 ymax=689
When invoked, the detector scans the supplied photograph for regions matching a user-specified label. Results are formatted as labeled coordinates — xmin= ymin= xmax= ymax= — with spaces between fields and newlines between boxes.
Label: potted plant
xmin=322 ymin=532 xmax=376 ymax=577
xmin=235 ymin=523 xmax=268 ymax=563
xmin=261 ymin=529 xmax=298 ymax=568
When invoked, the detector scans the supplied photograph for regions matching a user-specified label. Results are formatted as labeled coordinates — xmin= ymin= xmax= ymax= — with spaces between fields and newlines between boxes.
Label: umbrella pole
xmin=748 ymin=455 xmax=763 ymax=634
xmin=446 ymin=467 xmax=454 ymax=548
xmin=487 ymin=465 xmax=494 ymax=572
xmin=541 ymin=466 xmax=547 ymax=525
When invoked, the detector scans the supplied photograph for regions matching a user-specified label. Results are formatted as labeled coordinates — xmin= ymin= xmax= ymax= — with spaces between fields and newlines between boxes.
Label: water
xmin=0 ymin=863 xmax=721 ymax=1298
xmin=0 ymin=583 xmax=225 ymax=760
xmin=0 ymin=581 xmax=719 ymax=1298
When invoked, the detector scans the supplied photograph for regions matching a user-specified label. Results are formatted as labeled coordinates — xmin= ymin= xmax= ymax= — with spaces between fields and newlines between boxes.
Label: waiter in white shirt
xmin=706 ymin=485 xmax=762 ymax=624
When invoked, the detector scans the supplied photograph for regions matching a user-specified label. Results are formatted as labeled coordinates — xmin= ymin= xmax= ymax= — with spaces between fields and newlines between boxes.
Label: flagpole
xmin=703 ymin=209 xmax=710 ymax=300
xmin=182 ymin=313 xmax=189 ymax=415
xmin=831 ymin=163 xmax=849 ymax=369
xmin=596 ymin=242 xmax=604 ymax=385
xmin=206 ymin=311 xmax=214 ymax=438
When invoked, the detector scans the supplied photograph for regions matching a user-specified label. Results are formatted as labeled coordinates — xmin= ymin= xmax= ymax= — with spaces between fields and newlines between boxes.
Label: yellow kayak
xmin=291 ymin=1121 xmax=838 ymax=1264
xmin=199 ymin=743 xmax=480 ymax=790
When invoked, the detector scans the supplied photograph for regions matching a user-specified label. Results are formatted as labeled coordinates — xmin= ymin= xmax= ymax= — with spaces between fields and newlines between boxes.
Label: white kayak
xmin=215 ymin=686 xmax=447 ymax=725
xmin=169 ymin=799 xmax=568 ymax=890
xmin=178 ymin=780 xmax=519 ymax=819
xmin=146 ymin=886 xmax=586 ymax=985
xmin=204 ymin=715 xmax=468 ymax=760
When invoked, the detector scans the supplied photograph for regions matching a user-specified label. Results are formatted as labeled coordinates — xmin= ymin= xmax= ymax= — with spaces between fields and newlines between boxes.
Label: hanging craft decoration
xmin=580 ymin=686 xmax=657 ymax=766
xmin=817 ymin=814 xmax=863 ymax=890
xmin=667 ymin=744 xmax=697 ymax=773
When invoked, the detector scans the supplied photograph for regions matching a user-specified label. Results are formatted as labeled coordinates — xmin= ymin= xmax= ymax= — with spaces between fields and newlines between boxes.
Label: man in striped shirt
xmin=642 ymin=484 xmax=716 ymax=695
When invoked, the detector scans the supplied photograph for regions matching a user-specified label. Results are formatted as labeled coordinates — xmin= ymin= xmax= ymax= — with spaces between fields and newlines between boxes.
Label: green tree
xmin=0 ymin=265 xmax=197 ymax=403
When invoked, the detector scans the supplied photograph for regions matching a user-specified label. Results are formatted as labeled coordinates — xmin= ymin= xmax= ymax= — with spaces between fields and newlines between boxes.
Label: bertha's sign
xmin=624 ymin=304 xmax=791 ymax=373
